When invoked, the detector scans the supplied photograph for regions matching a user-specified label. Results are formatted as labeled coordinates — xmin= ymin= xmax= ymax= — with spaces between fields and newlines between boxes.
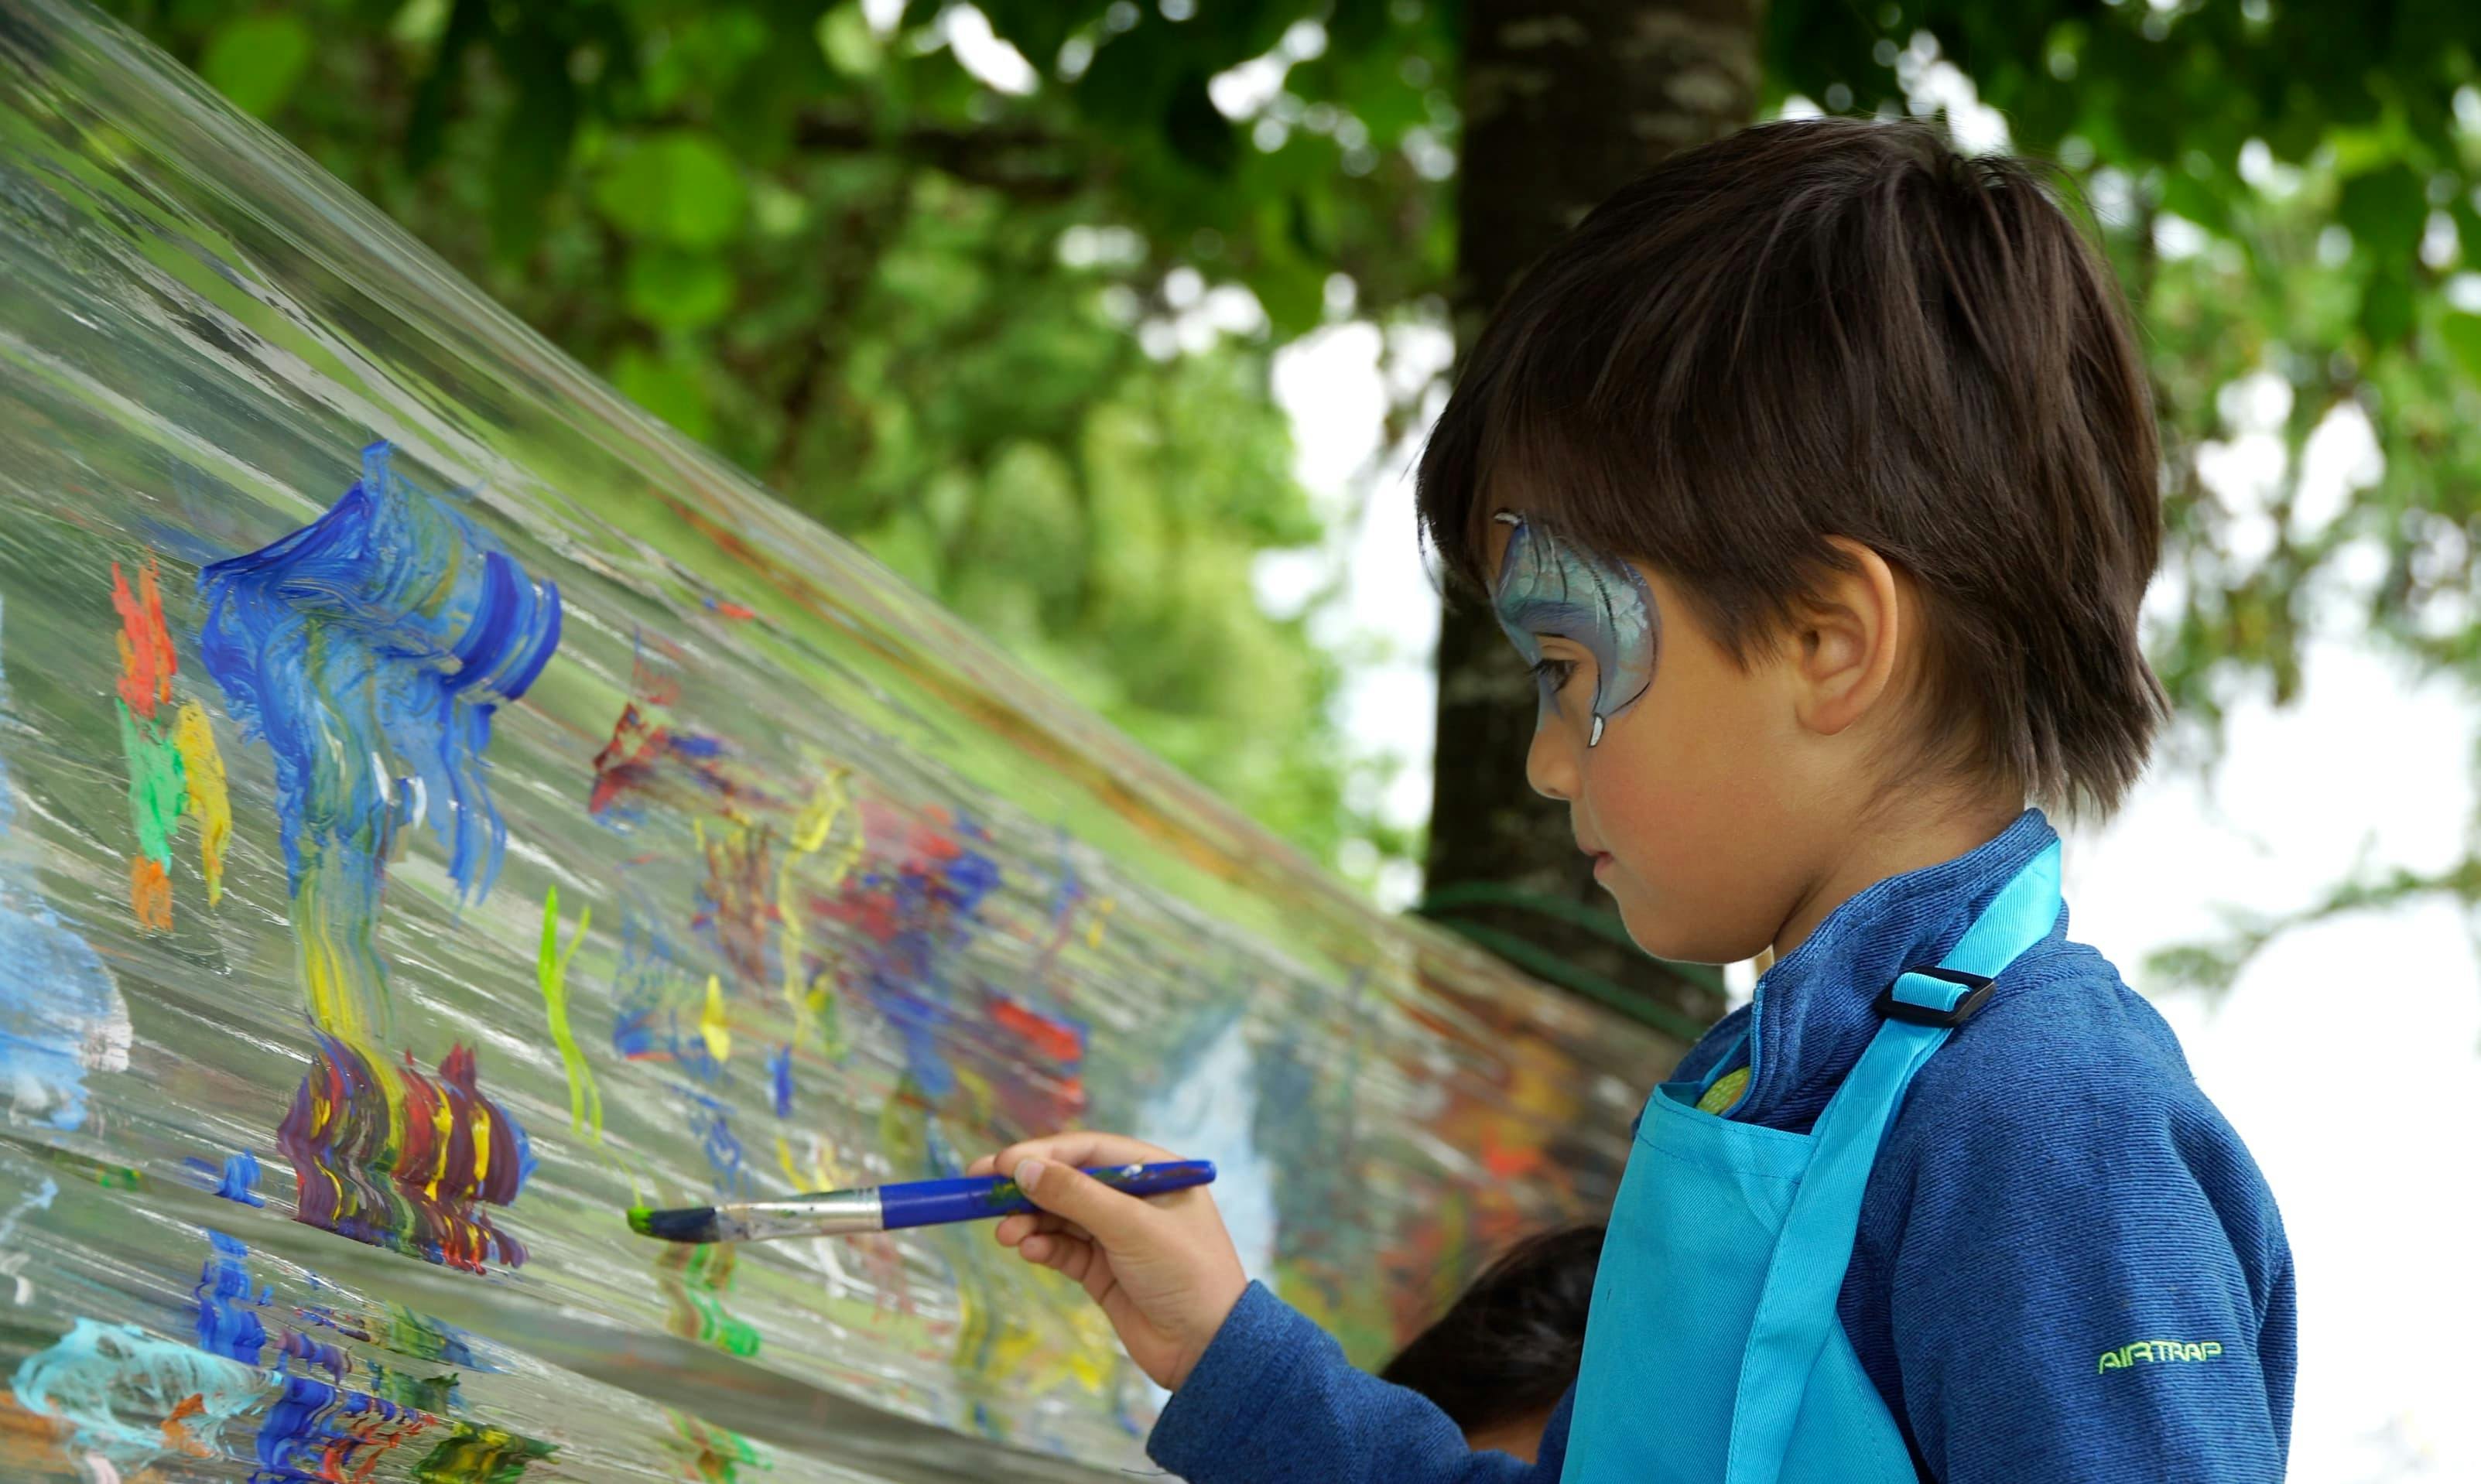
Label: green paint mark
xmin=413 ymin=1423 xmax=556 ymax=1482
xmin=116 ymin=698 xmax=185 ymax=865
xmin=669 ymin=1410 xmax=761 ymax=1483
xmin=365 ymin=1359 xmax=462 ymax=1414
xmin=536 ymin=886 xmax=601 ymax=1137
xmin=686 ymin=1243 xmax=761 ymax=1357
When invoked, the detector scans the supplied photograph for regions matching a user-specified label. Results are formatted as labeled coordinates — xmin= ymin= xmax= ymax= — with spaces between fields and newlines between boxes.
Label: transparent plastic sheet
xmin=0 ymin=2 xmax=1663 ymax=1479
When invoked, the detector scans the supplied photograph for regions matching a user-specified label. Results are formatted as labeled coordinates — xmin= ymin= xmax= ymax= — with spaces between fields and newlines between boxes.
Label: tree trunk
xmin=1425 ymin=0 xmax=1764 ymax=1036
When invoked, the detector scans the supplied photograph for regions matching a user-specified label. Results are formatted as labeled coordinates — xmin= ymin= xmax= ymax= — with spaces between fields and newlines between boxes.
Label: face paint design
xmin=1490 ymin=512 xmax=1658 ymax=747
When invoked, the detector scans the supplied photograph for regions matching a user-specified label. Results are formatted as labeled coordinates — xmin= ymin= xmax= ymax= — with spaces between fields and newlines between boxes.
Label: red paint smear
xmin=987 ymin=996 xmax=1084 ymax=1064
xmin=587 ymin=649 xmax=752 ymax=819
xmin=710 ymin=600 xmax=758 ymax=621
xmin=693 ymin=826 xmax=780 ymax=986
xmin=112 ymin=558 xmax=177 ymax=718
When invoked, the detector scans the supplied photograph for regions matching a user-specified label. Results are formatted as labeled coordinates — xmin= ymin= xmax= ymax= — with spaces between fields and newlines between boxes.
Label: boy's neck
xmin=1768 ymin=795 xmax=2027 ymax=963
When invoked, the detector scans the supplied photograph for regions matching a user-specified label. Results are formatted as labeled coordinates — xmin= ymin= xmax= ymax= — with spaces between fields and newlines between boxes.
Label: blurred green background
xmin=100 ymin=0 xmax=2481 ymax=977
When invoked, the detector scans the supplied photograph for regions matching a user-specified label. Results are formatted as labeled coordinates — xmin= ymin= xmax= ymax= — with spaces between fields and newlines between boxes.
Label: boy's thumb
xmin=1015 ymin=1158 xmax=1147 ymax=1241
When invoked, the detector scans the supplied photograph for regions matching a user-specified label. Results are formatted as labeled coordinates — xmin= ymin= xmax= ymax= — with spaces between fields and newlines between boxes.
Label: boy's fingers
xmin=1011 ymin=1157 xmax=1154 ymax=1244
xmin=965 ymin=1154 xmax=998 ymax=1177
xmin=995 ymin=1211 xmax=1091 ymax=1246
xmin=989 ymin=1133 xmax=1179 ymax=1176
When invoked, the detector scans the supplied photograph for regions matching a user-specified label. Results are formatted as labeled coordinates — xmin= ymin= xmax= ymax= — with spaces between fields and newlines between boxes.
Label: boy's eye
xmin=1529 ymin=655 xmax=1579 ymax=692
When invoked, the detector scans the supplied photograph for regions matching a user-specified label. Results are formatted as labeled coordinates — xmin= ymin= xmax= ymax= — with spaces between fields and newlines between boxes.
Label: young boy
xmin=966 ymin=118 xmax=2294 ymax=1483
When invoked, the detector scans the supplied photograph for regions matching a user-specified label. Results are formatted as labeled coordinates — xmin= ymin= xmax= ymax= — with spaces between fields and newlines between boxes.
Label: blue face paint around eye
xmin=1490 ymin=512 xmax=1658 ymax=747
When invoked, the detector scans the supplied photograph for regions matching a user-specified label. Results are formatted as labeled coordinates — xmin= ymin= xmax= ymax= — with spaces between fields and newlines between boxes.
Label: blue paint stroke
xmin=187 ymin=1148 xmax=269 ymax=1207
xmin=255 ymin=1373 xmax=421 ymax=1480
xmin=679 ymin=1089 xmax=748 ymax=1198
xmin=197 ymin=442 xmax=560 ymax=1033
xmin=611 ymin=907 xmax=726 ymax=1082
xmin=220 ymin=1148 xmax=268 ymax=1205
xmin=767 ymin=1044 xmax=793 ymax=1118
xmin=843 ymin=843 xmax=1003 ymax=1099
xmin=11 ymin=1317 xmax=267 ymax=1469
xmin=0 ymin=597 xmax=132 ymax=1130
xmin=194 ymin=1230 xmax=270 ymax=1364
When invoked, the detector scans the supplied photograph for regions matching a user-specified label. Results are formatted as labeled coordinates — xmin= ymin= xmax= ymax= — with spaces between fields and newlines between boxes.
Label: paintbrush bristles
xmin=626 ymin=1205 xmax=724 ymax=1243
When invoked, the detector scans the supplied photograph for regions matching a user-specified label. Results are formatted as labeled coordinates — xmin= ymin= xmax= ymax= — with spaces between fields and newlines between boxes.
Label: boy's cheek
xmin=1586 ymin=717 xmax=1799 ymax=963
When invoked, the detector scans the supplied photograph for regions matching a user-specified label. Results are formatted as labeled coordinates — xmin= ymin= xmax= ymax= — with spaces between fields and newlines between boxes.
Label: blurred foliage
xmin=1766 ymin=1 xmax=2481 ymax=983
xmin=107 ymin=0 xmax=2481 ymax=965
xmin=101 ymin=0 xmax=1463 ymax=879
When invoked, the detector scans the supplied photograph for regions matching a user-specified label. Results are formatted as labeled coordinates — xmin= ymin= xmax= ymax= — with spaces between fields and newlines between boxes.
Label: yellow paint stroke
xmin=774 ymin=771 xmax=847 ymax=1051
xmin=296 ymin=866 xmax=364 ymax=1041
xmin=172 ymin=700 xmax=230 ymax=905
xmin=779 ymin=769 xmax=868 ymax=1057
xmin=1086 ymin=895 xmax=1116 ymax=949
xmin=700 ymin=974 xmax=732 ymax=1062
xmin=537 ymin=886 xmax=601 ymax=1139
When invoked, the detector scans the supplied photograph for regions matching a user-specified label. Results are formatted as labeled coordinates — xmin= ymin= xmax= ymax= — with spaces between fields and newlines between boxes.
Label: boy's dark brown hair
xmin=1418 ymin=118 xmax=2167 ymax=815
xmin=1378 ymin=1223 xmax=1603 ymax=1435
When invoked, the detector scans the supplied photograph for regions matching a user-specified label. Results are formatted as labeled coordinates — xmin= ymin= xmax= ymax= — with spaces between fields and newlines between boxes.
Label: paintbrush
xmin=626 ymin=1159 xmax=1217 ymax=1243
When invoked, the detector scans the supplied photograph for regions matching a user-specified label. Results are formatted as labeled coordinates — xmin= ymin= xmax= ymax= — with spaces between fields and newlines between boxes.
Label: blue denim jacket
xmin=1146 ymin=812 xmax=2295 ymax=1484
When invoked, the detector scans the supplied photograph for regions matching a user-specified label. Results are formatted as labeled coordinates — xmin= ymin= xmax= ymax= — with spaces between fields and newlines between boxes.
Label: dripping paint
xmin=197 ymin=440 xmax=560 ymax=1042
xmin=0 ymin=12 xmax=1665 ymax=1482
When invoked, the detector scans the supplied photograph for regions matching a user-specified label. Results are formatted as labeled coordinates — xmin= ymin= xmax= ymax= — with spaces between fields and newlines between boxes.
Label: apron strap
xmin=1721 ymin=842 xmax=2064 ymax=1484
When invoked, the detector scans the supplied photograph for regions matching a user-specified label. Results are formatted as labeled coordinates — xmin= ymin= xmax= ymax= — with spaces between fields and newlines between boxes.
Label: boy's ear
xmin=1786 ymin=538 xmax=1904 ymax=738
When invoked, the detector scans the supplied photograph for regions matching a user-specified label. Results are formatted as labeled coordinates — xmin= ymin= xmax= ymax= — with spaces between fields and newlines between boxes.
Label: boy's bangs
xmin=1420 ymin=337 xmax=1656 ymax=599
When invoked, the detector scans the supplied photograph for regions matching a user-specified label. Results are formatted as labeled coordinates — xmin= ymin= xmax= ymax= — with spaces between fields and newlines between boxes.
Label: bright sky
xmin=1273 ymin=330 xmax=2481 ymax=1484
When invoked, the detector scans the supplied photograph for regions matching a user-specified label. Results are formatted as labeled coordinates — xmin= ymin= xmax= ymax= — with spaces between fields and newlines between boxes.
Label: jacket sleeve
xmin=1880 ymin=1078 xmax=2293 ymax=1483
xmin=1146 ymin=1281 xmax=1572 ymax=1484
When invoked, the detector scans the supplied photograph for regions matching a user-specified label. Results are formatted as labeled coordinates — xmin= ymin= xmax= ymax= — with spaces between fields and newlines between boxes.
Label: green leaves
xmin=593 ymin=131 xmax=748 ymax=249
xmin=611 ymin=344 xmax=714 ymax=443
xmin=625 ymin=250 xmax=736 ymax=330
xmin=2336 ymin=162 xmax=2426 ymax=265
xmin=199 ymin=14 xmax=311 ymax=118
xmin=2439 ymin=313 xmax=2481 ymax=389
xmin=816 ymin=5 xmax=881 ymax=78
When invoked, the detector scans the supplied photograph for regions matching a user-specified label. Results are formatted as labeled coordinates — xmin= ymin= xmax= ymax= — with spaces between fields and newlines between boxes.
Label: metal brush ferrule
xmin=718 ymin=1189 xmax=883 ymax=1242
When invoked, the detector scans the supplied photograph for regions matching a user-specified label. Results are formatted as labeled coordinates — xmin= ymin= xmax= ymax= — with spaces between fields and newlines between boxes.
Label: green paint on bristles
xmin=626 ymin=1206 xmax=655 ymax=1236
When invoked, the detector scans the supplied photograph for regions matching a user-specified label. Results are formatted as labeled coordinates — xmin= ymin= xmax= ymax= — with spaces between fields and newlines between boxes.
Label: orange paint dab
xmin=112 ymin=558 xmax=178 ymax=718
xmin=161 ymin=1391 xmax=213 ymax=1455
xmin=130 ymin=854 xmax=173 ymax=931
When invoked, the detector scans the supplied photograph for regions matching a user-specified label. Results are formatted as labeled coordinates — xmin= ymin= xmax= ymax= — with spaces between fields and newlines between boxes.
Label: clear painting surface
xmin=0 ymin=3 xmax=1665 ymax=1480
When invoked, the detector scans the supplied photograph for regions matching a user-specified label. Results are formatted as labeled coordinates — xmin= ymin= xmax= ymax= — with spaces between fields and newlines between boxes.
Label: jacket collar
xmin=1730 ymin=809 xmax=2065 ymax=1132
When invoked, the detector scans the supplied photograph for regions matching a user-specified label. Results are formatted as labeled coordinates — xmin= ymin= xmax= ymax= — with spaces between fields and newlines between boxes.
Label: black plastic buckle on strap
xmin=1874 ymin=966 xmax=1997 ymax=1028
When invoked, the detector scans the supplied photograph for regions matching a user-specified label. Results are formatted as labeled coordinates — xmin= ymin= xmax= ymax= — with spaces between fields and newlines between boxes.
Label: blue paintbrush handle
xmin=876 ymin=1159 xmax=1217 ymax=1232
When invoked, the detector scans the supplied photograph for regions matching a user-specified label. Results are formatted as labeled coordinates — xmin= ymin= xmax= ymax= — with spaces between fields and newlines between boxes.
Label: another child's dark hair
xmin=1418 ymin=118 xmax=2167 ymax=816
xmin=1378 ymin=1224 xmax=1603 ymax=1434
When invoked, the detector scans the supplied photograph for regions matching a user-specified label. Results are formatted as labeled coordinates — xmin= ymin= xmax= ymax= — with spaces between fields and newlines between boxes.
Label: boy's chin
xmin=1608 ymin=895 xmax=1747 ymax=968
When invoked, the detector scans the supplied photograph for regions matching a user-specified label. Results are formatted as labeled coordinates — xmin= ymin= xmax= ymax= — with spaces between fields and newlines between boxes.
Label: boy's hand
xmin=967 ymin=1132 xmax=1247 ymax=1390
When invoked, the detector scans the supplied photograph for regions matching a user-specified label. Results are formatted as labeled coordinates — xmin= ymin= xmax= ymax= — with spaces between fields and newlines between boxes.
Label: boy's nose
xmin=1525 ymin=720 xmax=1579 ymax=802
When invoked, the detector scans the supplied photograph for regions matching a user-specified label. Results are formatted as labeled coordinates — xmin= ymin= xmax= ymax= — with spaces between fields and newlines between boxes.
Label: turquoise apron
xmin=1562 ymin=844 xmax=2062 ymax=1483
